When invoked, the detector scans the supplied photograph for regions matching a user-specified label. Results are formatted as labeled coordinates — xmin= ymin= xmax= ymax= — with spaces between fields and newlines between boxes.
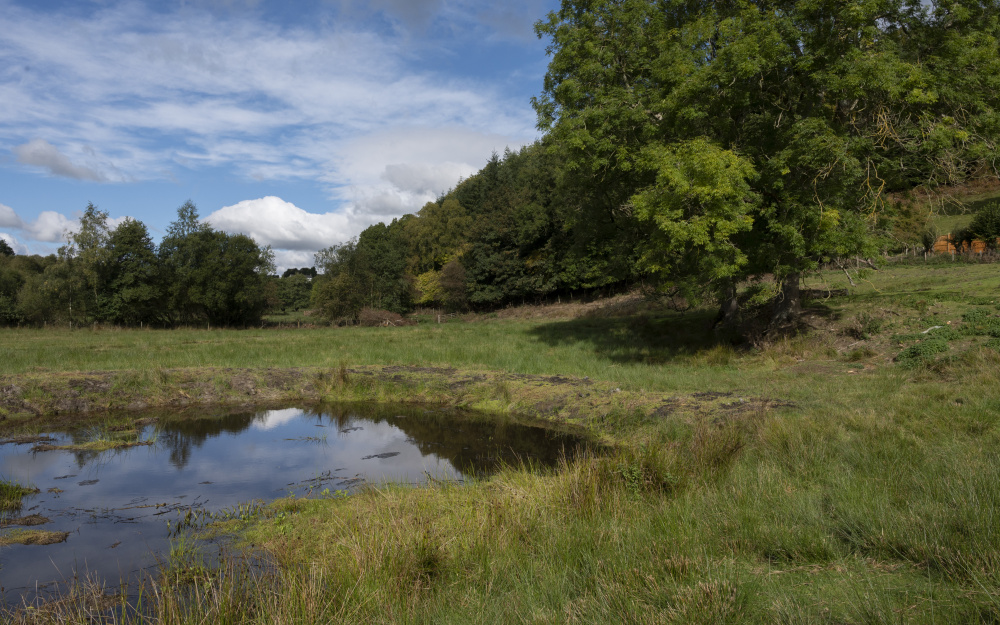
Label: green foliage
xmin=413 ymin=269 xmax=444 ymax=307
xmin=103 ymin=218 xmax=163 ymax=325
xmin=66 ymin=202 xmax=112 ymax=320
xmin=895 ymin=338 xmax=949 ymax=368
xmin=534 ymin=0 xmax=1000 ymax=319
xmin=0 ymin=239 xmax=13 ymax=257
xmin=0 ymin=201 xmax=275 ymax=328
xmin=312 ymin=219 xmax=411 ymax=322
xmin=964 ymin=201 xmax=1000 ymax=249
xmin=632 ymin=139 xmax=757 ymax=301
xmin=925 ymin=325 xmax=962 ymax=341
xmin=273 ymin=273 xmax=313 ymax=313
xmin=454 ymin=145 xmax=638 ymax=308
xmin=159 ymin=203 xmax=275 ymax=326
xmin=281 ymin=267 xmax=316 ymax=279
xmin=404 ymin=197 xmax=471 ymax=274
xmin=960 ymin=308 xmax=1000 ymax=336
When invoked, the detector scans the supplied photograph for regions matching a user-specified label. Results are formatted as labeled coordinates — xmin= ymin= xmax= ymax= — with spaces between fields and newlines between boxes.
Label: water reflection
xmin=0 ymin=404 xmax=587 ymax=607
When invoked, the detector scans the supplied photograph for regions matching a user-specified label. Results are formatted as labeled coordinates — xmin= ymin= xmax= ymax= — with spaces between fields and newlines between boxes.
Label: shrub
xmin=357 ymin=308 xmax=407 ymax=327
xmin=846 ymin=311 xmax=883 ymax=340
xmin=967 ymin=201 xmax=1000 ymax=249
xmin=895 ymin=338 xmax=949 ymax=368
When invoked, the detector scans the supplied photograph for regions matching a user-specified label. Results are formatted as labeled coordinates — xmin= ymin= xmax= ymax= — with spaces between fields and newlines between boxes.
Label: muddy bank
xmin=0 ymin=365 xmax=793 ymax=436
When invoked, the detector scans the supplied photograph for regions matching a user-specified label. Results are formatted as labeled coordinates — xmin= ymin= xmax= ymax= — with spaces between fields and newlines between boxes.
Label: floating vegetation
xmin=0 ymin=513 xmax=50 ymax=528
xmin=30 ymin=425 xmax=157 ymax=453
xmin=31 ymin=440 xmax=154 ymax=453
xmin=0 ymin=528 xmax=69 ymax=546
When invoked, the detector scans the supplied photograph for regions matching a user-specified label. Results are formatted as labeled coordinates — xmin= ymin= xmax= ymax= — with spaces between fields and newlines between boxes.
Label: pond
xmin=0 ymin=403 xmax=588 ymax=607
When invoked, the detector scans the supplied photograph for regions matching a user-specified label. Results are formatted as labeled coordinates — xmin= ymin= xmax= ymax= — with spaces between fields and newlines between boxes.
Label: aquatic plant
xmin=0 ymin=477 xmax=39 ymax=511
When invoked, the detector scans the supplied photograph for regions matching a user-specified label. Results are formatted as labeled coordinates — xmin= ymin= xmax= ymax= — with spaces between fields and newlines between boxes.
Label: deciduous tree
xmin=535 ymin=0 xmax=1000 ymax=329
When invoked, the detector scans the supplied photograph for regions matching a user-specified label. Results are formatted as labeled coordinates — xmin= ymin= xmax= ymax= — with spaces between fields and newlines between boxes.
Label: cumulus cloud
xmin=205 ymin=196 xmax=356 ymax=251
xmin=0 ymin=203 xmax=23 ymax=229
xmin=27 ymin=211 xmax=77 ymax=243
xmin=0 ymin=203 xmax=77 ymax=244
xmin=13 ymin=139 xmax=108 ymax=182
xmin=271 ymin=249 xmax=321 ymax=272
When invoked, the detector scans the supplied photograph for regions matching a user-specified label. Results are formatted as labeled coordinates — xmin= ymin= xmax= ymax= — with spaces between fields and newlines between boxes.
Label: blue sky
xmin=0 ymin=0 xmax=558 ymax=270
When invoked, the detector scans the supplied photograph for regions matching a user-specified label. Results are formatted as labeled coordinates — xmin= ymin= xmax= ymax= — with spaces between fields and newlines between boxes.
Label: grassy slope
xmin=4 ymin=259 xmax=1000 ymax=623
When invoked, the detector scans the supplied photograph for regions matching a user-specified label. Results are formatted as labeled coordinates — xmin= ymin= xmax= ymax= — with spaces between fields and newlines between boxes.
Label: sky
xmin=0 ymin=0 xmax=559 ymax=271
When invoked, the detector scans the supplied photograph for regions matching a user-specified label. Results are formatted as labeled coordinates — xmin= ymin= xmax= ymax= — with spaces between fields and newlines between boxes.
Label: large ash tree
xmin=534 ymin=0 xmax=1000 ymax=330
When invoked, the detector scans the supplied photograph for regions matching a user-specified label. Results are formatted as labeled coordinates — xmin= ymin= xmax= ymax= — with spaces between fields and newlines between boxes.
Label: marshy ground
xmin=1 ymin=258 xmax=999 ymax=623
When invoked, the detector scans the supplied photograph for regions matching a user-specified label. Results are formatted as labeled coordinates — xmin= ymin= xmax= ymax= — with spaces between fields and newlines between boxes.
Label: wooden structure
xmin=932 ymin=234 xmax=999 ymax=254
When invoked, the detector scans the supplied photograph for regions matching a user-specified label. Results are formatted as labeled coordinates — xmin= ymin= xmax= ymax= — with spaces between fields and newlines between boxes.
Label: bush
xmin=846 ymin=311 xmax=883 ymax=340
xmin=357 ymin=308 xmax=407 ymax=327
xmin=967 ymin=201 xmax=1000 ymax=249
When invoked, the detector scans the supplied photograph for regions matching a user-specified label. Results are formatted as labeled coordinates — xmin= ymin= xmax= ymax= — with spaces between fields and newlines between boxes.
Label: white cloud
xmin=0 ymin=2 xmax=537 ymax=185
xmin=0 ymin=0 xmax=548 ymax=251
xmin=271 ymin=249 xmax=320 ymax=272
xmin=0 ymin=204 xmax=77 ymax=244
xmin=205 ymin=196 xmax=356 ymax=251
xmin=328 ymin=126 xmax=511 ymax=218
xmin=25 ymin=211 xmax=77 ymax=243
xmin=382 ymin=162 xmax=470 ymax=197
xmin=13 ymin=139 xmax=109 ymax=182
xmin=0 ymin=203 xmax=23 ymax=229
xmin=0 ymin=202 xmax=147 ymax=254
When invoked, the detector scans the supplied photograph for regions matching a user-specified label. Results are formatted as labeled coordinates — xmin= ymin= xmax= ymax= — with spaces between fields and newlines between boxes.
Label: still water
xmin=0 ymin=404 xmax=586 ymax=605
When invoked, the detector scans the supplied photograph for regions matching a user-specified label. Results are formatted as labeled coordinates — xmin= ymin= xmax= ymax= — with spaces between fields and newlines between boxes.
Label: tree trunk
xmin=713 ymin=283 xmax=740 ymax=329
xmin=771 ymin=272 xmax=801 ymax=326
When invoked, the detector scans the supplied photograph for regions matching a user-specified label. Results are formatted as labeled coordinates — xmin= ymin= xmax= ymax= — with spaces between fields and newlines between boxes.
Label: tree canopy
xmin=0 ymin=202 xmax=274 ymax=327
xmin=534 ymin=0 xmax=1000 ymax=323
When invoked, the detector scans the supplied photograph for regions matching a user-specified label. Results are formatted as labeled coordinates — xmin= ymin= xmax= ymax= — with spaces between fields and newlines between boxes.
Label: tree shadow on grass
xmin=526 ymin=310 xmax=727 ymax=366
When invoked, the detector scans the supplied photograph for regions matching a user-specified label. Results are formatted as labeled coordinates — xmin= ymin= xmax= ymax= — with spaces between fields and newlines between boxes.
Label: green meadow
xmin=3 ymin=258 xmax=1000 ymax=623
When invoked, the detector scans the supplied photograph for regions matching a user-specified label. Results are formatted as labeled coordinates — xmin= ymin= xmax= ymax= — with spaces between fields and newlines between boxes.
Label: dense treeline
xmin=314 ymin=0 xmax=1000 ymax=330
xmin=312 ymin=143 xmax=643 ymax=322
xmin=0 ymin=202 xmax=275 ymax=327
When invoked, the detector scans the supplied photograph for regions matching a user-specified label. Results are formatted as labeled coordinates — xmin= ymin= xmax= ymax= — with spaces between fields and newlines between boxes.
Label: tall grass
xmin=0 ymin=477 xmax=38 ymax=511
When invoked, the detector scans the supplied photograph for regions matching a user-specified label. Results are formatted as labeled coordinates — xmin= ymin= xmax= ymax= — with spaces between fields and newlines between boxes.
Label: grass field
xmin=3 ymin=257 xmax=1000 ymax=623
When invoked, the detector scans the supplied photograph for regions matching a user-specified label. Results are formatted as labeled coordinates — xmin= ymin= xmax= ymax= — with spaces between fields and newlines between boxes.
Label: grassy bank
xmin=3 ymin=259 xmax=1000 ymax=622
